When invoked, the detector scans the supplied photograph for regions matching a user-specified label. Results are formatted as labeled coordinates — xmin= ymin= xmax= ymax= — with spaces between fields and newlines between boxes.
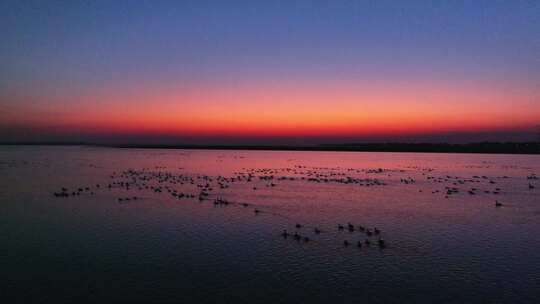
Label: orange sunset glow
xmin=2 ymin=81 xmax=539 ymax=141
xmin=1 ymin=1 xmax=539 ymax=144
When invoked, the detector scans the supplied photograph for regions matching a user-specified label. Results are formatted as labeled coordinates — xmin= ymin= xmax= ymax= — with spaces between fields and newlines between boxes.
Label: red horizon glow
xmin=2 ymin=81 xmax=539 ymax=141
xmin=2 ymin=2 xmax=539 ymax=144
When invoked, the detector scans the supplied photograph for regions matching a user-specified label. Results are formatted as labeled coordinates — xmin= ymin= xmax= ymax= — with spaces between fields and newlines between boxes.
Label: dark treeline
xmin=1 ymin=141 xmax=539 ymax=154
xmin=318 ymin=142 xmax=540 ymax=154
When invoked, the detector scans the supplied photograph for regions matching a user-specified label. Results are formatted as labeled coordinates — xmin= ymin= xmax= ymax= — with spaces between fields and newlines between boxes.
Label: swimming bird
xmin=495 ymin=200 xmax=503 ymax=207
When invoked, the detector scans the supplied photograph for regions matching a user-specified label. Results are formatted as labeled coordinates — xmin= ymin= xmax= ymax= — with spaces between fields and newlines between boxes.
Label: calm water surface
xmin=1 ymin=146 xmax=540 ymax=303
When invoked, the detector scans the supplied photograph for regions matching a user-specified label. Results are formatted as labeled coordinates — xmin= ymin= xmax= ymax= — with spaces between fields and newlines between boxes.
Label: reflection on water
xmin=1 ymin=146 xmax=540 ymax=303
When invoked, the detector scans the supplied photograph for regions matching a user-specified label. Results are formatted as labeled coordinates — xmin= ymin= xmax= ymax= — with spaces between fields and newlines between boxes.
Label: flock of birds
xmin=52 ymin=163 xmax=538 ymax=250
xmin=280 ymin=222 xmax=386 ymax=249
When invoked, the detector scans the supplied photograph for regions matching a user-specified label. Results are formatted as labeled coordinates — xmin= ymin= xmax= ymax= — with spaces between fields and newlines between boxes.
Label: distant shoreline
xmin=1 ymin=142 xmax=539 ymax=155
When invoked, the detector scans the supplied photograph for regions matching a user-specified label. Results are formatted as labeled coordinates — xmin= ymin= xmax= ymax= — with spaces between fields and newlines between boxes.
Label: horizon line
xmin=1 ymin=141 xmax=539 ymax=155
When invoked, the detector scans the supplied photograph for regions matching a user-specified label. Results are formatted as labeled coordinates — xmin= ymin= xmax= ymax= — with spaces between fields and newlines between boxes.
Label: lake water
xmin=1 ymin=146 xmax=539 ymax=303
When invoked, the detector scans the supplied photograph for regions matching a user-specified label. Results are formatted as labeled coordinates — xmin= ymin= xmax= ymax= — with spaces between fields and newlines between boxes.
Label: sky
xmin=1 ymin=0 xmax=539 ymax=145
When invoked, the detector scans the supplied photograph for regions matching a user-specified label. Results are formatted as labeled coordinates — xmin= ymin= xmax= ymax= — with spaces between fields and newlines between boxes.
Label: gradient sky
xmin=1 ymin=0 xmax=539 ymax=144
